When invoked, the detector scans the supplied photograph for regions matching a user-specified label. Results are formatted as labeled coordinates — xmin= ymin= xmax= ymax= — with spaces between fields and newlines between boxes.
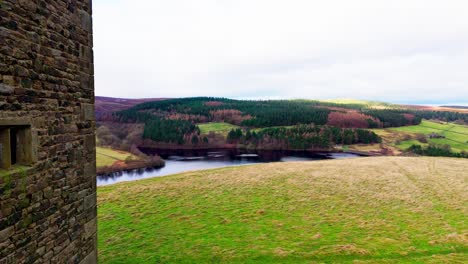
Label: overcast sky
xmin=93 ymin=0 xmax=468 ymax=105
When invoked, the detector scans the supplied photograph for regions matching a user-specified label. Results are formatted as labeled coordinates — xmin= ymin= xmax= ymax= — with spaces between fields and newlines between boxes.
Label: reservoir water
xmin=97 ymin=149 xmax=361 ymax=186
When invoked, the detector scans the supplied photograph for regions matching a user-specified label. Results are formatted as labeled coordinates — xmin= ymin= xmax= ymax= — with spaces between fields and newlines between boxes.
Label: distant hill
xmin=95 ymin=96 xmax=168 ymax=118
xmin=320 ymin=98 xmax=398 ymax=109
xmin=321 ymin=99 xmax=468 ymax=113
xmin=440 ymin=105 xmax=468 ymax=109
xmin=402 ymin=104 xmax=468 ymax=113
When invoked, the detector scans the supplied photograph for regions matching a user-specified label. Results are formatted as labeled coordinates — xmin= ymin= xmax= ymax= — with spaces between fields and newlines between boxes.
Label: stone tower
xmin=0 ymin=0 xmax=97 ymax=263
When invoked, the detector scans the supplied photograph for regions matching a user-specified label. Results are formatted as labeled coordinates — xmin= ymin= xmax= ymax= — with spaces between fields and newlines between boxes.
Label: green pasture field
xmin=96 ymin=147 xmax=136 ymax=168
xmin=197 ymin=122 xmax=240 ymax=135
xmin=389 ymin=120 xmax=467 ymax=153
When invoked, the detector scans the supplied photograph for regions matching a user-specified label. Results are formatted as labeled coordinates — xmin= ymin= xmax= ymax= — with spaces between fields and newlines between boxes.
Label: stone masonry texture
xmin=0 ymin=0 xmax=97 ymax=263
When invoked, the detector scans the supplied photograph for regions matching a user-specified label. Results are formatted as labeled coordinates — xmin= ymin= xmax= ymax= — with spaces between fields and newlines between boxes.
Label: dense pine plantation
xmin=143 ymin=119 xmax=199 ymax=144
xmin=415 ymin=110 xmax=468 ymax=123
xmin=112 ymin=97 xmax=468 ymax=150
xmin=227 ymin=125 xmax=381 ymax=149
xmin=362 ymin=109 xmax=421 ymax=127
xmin=122 ymin=97 xmax=331 ymax=127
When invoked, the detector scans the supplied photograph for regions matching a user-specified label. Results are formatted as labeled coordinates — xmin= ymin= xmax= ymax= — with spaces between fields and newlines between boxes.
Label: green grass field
xmin=389 ymin=120 xmax=468 ymax=153
xmin=198 ymin=122 xmax=240 ymax=135
xmin=98 ymin=157 xmax=468 ymax=263
xmin=320 ymin=99 xmax=398 ymax=109
xmin=252 ymin=125 xmax=295 ymax=132
xmin=96 ymin=147 xmax=136 ymax=167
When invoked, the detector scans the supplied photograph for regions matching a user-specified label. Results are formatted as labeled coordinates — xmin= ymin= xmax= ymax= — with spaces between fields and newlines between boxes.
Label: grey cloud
xmin=93 ymin=0 xmax=468 ymax=105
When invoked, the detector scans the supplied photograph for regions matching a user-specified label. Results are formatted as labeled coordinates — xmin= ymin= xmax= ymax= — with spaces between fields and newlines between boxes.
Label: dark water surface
xmin=97 ymin=149 xmax=361 ymax=186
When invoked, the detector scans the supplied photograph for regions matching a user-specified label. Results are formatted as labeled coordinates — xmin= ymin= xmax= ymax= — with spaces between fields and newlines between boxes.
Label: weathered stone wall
xmin=0 ymin=0 xmax=96 ymax=263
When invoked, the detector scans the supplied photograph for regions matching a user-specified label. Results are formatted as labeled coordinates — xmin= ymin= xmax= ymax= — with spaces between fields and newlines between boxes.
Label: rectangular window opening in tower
xmin=0 ymin=122 xmax=35 ymax=170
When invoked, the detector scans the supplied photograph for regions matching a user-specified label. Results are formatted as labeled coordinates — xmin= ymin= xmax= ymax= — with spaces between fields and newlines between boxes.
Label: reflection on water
xmin=97 ymin=149 xmax=361 ymax=186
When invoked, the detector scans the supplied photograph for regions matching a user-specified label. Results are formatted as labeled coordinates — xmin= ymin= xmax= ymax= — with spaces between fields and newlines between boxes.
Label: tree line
xmin=408 ymin=144 xmax=467 ymax=158
xmin=227 ymin=125 xmax=381 ymax=150
xmin=362 ymin=110 xmax=421 ymax=127
xmin=414 ymin=110 xmax=468 ymax=123
xmin=143 ymin=118 xmax=199 ymax=144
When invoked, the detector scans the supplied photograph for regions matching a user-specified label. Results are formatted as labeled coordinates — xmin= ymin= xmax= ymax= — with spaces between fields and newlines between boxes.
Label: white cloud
xmin=93 ymin=0 xmax=468 ymax=104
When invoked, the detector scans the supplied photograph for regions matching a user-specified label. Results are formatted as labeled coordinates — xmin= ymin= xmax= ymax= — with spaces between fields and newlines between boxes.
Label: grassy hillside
xmin=98 ymin=157 xmax=468 ymax=263
xmin=198 ymin=122 xmax=240 ymax=135
xmin=387 ymin=120 xmax=467 ymax=153
xmin=320 ymin=98 xmax=397 ymax=109
xmin=96 ymin=147 xmax=136 ymax=167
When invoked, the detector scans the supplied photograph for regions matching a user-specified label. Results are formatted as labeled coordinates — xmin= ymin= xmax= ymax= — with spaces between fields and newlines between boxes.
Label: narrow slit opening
xmin=10 ymin=127 xmax=17 ymax=165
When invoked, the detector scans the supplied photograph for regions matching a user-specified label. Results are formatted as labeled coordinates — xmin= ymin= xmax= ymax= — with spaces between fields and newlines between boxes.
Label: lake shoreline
xmin=96 ymin=157 xmax=165 ymax=176
xmin=97 ymin=149 xmax=364 ymax=186
xmin=138 ymin=146 xmax=369 ymax=155
xmin=97 ymin=147 xmax=374 ymax=179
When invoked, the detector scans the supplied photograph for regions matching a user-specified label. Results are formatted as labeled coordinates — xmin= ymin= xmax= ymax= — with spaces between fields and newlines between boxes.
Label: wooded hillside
xmin=104 ymin=97 xmax=467 ymax=151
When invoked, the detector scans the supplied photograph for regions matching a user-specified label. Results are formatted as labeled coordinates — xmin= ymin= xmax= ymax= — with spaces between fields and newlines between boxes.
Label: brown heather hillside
xmin=98 ymin=157 xmax=468 ymax=263
xmin=95 ymin=96 xmax=168 ymax=117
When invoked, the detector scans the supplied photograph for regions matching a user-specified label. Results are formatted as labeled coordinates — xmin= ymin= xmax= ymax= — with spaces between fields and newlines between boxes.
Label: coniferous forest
xmin=110 ymin=97 xmax=468 ymax=151
xmin=227 ymin=125 xmax=381 ymax=149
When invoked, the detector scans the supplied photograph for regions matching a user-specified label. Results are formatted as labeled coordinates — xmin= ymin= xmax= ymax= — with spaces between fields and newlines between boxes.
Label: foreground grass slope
xmin=98 ymin=157 xmax=468 ymax=263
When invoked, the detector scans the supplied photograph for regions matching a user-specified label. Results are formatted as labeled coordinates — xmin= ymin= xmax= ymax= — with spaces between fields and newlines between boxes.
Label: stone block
xmin=83 ymin=134 xmax=96 ymax=154
xmin=83 ymin=193 xmax=96 ymax=210
xmin=79 ymin=250 xmax=97 ymax=264
xmin=0 ymin=226 xmax=14 ymax=243
xmin=83 ymin=218 xmax=96 ymax=240
xmin=81 ymin=103 xmax=95 ymax=121
xmin=0 ymin=84 xmax=14 ymax=95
